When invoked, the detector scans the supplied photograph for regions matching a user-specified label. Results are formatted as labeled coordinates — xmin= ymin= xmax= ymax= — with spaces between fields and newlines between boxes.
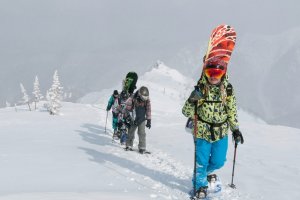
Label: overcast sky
xmin=1 ymin=0 xmax=299 ymax=58
xmin=0 ymin=0 xmax=300 ymax=106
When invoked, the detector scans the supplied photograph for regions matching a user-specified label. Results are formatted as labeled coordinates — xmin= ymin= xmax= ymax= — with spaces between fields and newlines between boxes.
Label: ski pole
xmin=93 ymin=105 xmax=107 ymax=111
xmin=229 ymin=142 xmax=238 ymax=189
xmin=193 ymin=105 xmax=198 ymax=195
xmin=105 ymin=111 xmax=108 ymax=133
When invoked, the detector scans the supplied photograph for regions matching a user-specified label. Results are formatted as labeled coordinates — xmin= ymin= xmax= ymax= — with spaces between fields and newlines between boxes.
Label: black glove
xmin=146 ymin=119 xmax=151 ymax=129
xmin=125 ymin=116 xmax=132 ymax=125
xmin=232 ymin=129 xmax=244 ymax=144
xmin=188 ymin=86 xmax=202 ymax=104
xmin=106 ymin=106 xmax=110 ymax=111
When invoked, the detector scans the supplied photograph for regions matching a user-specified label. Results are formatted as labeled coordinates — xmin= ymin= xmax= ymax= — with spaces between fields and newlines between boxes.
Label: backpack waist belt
xmin=197 ymin=116 xmax=228 ymax=141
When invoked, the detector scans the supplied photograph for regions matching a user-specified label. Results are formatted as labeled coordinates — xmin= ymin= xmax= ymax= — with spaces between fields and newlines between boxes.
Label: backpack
xmin=185 ymin=83 xmax=233 ymax=134
xmin=112 ymin=97 xmax=121 ymax=114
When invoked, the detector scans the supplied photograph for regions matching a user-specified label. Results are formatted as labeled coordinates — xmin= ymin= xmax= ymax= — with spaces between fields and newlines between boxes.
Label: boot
xmin=207 ymin=174 xmax=217 ymax=183
xmin=195 ymin=186 xmax=208 ymax=199
xmin=125 ymin=146 xmax=133 ymax=151
xmin=139 ymin=149 xmax=145 ymax=154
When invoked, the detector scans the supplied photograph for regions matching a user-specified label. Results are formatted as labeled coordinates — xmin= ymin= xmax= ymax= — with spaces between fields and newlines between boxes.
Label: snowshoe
xmin=194 ymin=186 xmax=208 ymax=199
xmin=207 ymin=174 xmax=222 ymax=198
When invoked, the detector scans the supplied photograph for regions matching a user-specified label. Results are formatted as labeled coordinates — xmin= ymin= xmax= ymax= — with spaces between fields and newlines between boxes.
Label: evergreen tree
xmin=20 ymin=83 xmax=31 ymax=111
xmin=47 ymin=70 xmax=63 ymax=115
xmin=32 ymin=75 xmax=44 ymax=110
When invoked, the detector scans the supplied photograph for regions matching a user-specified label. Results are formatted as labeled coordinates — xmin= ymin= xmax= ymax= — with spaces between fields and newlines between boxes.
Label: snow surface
xmin=1 ymin=64 xmax=300 ymax=199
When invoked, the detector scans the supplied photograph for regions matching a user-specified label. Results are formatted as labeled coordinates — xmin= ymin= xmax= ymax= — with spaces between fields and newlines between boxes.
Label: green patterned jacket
xmin=182 ymin=75 xmax=239 ymax=142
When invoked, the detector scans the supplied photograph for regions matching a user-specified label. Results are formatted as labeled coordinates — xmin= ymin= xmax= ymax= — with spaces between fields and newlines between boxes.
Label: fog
xmin=1 ymin=0 xmax=300 ymax=127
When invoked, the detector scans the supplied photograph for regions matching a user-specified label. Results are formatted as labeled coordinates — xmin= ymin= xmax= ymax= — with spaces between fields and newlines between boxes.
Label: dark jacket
xmin=125 ymin=92 xmax=151 ymax=125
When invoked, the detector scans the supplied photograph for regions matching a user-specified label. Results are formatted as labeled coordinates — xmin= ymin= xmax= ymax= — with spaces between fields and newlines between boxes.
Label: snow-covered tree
xmin=47 ymin=70 xmax=63 ymax=115
xmin=32 ymin=75 xmax=44 ymax=110
xmin=62 ymin=92 xmax=72 ymax=101
xmin=44 ymin=90 xmax=50 ymax=111
xmin=6 ymin=101 xmax=11 ymax=107
xmin=20 ymin=83 xmax=31 ymax=111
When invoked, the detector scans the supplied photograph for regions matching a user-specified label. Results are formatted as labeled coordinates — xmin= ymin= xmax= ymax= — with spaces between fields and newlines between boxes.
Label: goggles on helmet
xmin=204 ymin=65 xmax=226 ymax=79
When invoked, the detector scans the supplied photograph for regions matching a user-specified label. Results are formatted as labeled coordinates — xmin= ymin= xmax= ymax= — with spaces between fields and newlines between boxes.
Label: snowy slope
xmin=1 ymin=64 xmax=300 ymax=200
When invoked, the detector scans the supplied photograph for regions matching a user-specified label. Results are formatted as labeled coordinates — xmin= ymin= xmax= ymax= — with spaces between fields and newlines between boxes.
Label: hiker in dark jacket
xmin=124 ymin=86 xmax=151 ymax=154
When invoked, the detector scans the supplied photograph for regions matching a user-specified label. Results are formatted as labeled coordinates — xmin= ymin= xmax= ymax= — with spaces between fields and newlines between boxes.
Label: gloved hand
xmin=106 ymin=106 xmax=110 ymax=111
xmin=146 ymin=119 xmax=151 ymax=129
xmin=188 ymin=86 xmax=202 ymax=104
xmin=125 ymin=116 xmax=132 ymax=124
xmin=232 ymin=129 xmax=244 ymax=144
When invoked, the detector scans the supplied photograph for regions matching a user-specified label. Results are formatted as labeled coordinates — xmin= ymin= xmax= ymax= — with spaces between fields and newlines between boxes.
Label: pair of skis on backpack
xmin=190 ymin=174 xmax=222 ymax=200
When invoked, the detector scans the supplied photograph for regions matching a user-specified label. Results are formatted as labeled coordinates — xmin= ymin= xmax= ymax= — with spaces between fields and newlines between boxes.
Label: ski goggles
xmin=140 ymin=95 xmax=149 ymax=101
xmin=204 ymin=65 xmax=226 ymax=79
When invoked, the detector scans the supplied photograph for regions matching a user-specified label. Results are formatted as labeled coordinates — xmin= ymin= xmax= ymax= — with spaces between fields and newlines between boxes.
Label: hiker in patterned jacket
xmin=182 ymin=58 xmax=244 ymax=199
xmin=125 ymin=86 xmax=151 ymax=154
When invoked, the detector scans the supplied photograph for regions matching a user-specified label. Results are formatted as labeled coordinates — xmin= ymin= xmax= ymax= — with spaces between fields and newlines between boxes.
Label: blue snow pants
xmin=194 ymin=136 xmax=228 ymax=190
